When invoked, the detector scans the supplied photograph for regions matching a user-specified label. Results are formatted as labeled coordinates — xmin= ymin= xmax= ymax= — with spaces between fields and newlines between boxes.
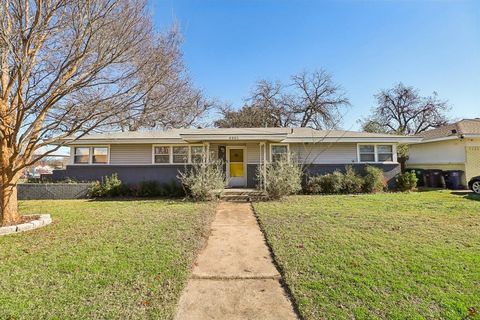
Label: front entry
xmin=226 ymin=146 xmax=247 ymax=187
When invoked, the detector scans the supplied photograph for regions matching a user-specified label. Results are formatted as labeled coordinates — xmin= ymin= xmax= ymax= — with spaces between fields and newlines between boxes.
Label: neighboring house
xmin=407 ymin=119 xmax=480 ymax=185
xmin=54 ymin=128 xmax=420 ymax=188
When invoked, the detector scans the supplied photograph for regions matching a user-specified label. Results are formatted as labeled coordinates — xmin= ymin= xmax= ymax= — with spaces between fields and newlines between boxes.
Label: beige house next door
xmin=226 ymin=146 xmax=247 ymax=187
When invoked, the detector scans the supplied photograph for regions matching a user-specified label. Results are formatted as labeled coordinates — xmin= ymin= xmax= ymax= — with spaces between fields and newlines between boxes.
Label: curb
xmin=0 ymin=214 xmax=52 ymax=236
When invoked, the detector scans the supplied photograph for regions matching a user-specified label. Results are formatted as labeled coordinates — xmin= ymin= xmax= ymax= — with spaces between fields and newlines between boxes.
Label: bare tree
xmin=214 ymin=70 xmax=350 ymax=129
xmin=361 ymin=83 xmax=451 ymax=171
xmin=287 ymin=70 xmax=350 ymax=129
xmin=0 ymin=0 xmax=205 ymax=225
xmin=114 ymin=27 xmax=213 ymax=131
xmin=361 ymin=83 xmax=450 ymax=135
xmin=214 ymin=104 xmax=280 ymax=128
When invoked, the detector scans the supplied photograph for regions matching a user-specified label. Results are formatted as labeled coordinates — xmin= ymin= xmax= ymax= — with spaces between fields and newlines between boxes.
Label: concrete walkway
xmin=175 ymin=202 xmax=297 ymax=320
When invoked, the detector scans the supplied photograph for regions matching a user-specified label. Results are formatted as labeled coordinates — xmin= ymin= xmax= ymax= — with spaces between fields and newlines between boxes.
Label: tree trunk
xmin=0 ymin=182 xmax=20 ymax=226
xmin=398 ymin=156 xmax=408 ymax=174
xmin=0 ymin=138 xmax=21 ymax=226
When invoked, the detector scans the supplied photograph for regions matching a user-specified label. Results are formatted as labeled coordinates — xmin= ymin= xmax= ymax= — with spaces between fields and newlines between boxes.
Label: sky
xmin=150 ymin=0 xmax=479 ymax=130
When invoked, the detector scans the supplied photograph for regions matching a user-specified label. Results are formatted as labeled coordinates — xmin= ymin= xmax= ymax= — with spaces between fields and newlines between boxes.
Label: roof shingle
xmin=418 ymin=119 xmax=480 ymax=140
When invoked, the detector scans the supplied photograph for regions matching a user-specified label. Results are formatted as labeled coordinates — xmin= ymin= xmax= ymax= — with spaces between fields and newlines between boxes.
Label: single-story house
xmin=407 ymin=119 xmax=480 ymax=185
xmin=53 ymin=128 xmax=420 ymax=188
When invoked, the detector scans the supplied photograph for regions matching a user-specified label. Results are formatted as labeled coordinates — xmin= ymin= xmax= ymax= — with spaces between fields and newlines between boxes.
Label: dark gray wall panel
xmin=53 ymin=163 xmax=400 ymax=189
xmin=54 ymin=165 xmax=189 ymax=185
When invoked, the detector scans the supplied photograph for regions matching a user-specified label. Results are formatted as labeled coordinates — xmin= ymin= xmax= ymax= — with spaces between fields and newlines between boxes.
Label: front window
xmin=74 ymin=147 xmax=90 ymax=164
xmin=377 ymin=145 xmax=393 ymax=162
xmin=358 ymin=144 xmax=394 ymax=162
xmin=271 ymin=145 xmax=288 ymax=162
xmin=191 ymin=146 xmax=204 ymax=163
xmin=172 ymin=146 xmax=189 ymax=163
xmin=154 ymin=146 xmax=170 ymax=163
xmin=359 ymin=145 xmax=375 ymax=162
xmin=92 ymin=147 xmax=108 ymax=164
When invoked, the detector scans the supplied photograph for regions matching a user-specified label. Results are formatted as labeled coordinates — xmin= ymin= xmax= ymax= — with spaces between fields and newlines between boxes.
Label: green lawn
xmin=254 ymin=191 xmax=480 ymax=320
xmin=0 ymin=199 xmax=216 ymax=319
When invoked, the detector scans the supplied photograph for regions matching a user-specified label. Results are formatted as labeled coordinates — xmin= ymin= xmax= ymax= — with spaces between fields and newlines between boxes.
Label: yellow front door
xmin=227 ymin=147 xmax=246 ymax=187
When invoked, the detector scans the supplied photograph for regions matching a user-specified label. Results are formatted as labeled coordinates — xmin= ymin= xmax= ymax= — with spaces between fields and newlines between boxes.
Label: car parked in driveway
xmin=469 ymin=176 xmax=480 ymax=194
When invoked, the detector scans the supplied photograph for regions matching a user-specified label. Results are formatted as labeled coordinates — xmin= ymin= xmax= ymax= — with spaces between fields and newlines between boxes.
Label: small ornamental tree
xmin=257 ymin=154 xmax=302 ymax=199
xmin=177 ymin=151 xmax=226 ymax=201
xmin=396 ymin=171 xmax=418 ymax=192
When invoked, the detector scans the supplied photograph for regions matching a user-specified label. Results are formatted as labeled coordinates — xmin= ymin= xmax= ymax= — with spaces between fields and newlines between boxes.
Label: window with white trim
xmin=74 ymin=147 xmax=90 ymax=164
xmin=270 ymin=144 xmax=289 ymax=162
xmin=358 ymin=144 xmax=394 ymax=163
xmin=172 ymin=146 xmax=189 ymax=163
xmin=153 ymin=145 xmax=205 ymax=164
xmin=92 ymin=147 xmax=108 ymax=164
xmin=154 ymin=146 xmax=170 ymax=164
xmin=377 ymin=145 xmax=393 ymax=162
xmin=191 ymin=146 xmax=204 ymax=163
xmin=359 ymin=145 xmax=375 ymax=162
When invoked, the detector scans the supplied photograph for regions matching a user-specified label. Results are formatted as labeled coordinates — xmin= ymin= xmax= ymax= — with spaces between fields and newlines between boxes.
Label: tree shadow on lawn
xmin=450 ymin=191 xmax=480 ymax=202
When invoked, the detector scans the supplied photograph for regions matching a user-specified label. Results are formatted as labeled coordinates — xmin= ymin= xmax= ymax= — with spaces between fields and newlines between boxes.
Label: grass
xmin=253 ymin=191 xmax=480 ymax=320
xmin=0 ymin=199 xmax=216 ymax=319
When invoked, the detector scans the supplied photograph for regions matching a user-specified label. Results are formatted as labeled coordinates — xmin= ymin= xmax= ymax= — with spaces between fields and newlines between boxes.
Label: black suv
xmin=469 ymin=176 xmax=480 ymax=194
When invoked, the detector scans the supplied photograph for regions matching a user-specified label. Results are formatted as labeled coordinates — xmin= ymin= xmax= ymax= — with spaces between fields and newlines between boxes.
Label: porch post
xmin=260 ymin=142 xmax=267 ymax=191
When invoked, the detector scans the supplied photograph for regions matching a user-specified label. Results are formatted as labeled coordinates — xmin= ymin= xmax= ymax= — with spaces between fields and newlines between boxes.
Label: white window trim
xmin=357 ymin=143 xmax=397 ymax=163
xmin=152 ymin=144 xmax=204 ymax=165
xmin=269 ymin=143 xmax=290 ymax=162
xmin=71 ymin=145 xmax=110 ymax=165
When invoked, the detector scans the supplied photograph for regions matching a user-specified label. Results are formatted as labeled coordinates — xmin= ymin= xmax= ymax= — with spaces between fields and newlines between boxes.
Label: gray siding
xmin=247 ymin=143 xmax=261 ymax=164
xmin=291 ymin=143 xmax=358 ymax=164
xmin=110 ymin=144 xmax=152 ymax=165
xmin=78 ymin=142 xmax=360 ymax=165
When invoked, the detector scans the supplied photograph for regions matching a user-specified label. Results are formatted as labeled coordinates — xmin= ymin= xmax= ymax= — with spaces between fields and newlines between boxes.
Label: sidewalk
xmin=175 ymin=201 xmax=297 ymax=320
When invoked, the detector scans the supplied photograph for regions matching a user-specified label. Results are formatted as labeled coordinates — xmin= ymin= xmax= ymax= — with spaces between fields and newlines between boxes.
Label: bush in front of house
xmin=396 ymin=170 xmax=418 ymax=192
xmin=257 ymin=155 xmax=302 ymax=199
xmin=137 ymin=180 xmax=162 ymax=197
xmin=88 ymin=175 xmax=185 ymax=198
xmin=342 ymin=166 xmax=364 ymax=194
xmin=311 ymin=171 xmax=344 ymax=194
xmin=306 ymin=165 xmax=386 ymax=195
xmin=135 ymin=180 xmax=185 ymax=197
xmin=161 ymin=179 xmax=185 ymax=197
xmin=362 ymin=165 xmax=386 ymax=193
xmin=307 ymin=166 xmax=363 ymax=195
xmin=178 ymin=159 xmax=226 ymax=201
xmin=306 ymin=176 xmax=323 ymax=194
xmin=88 ymin=173 xmax=130 ymax=198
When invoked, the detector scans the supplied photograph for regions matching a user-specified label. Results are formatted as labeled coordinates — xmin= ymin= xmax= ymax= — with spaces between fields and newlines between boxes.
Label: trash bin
xmin=424 ymin=169 xmax=445 ymax=188
xmin=407 ymin=168 xmax=426 ymax=187
xmin=443 ymin=170 xmax=464 ymax=190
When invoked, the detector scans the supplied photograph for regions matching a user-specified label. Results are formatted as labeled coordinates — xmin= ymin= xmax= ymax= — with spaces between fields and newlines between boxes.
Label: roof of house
xmin=60 ymin=127 xmax=422 ymax=145
xmin=417 ymin=119 xmax=480 ymax=141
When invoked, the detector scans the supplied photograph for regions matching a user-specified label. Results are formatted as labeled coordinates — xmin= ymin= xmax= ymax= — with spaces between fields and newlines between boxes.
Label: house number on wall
xmin=228 ymin=136 xmax=239 ymax=140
